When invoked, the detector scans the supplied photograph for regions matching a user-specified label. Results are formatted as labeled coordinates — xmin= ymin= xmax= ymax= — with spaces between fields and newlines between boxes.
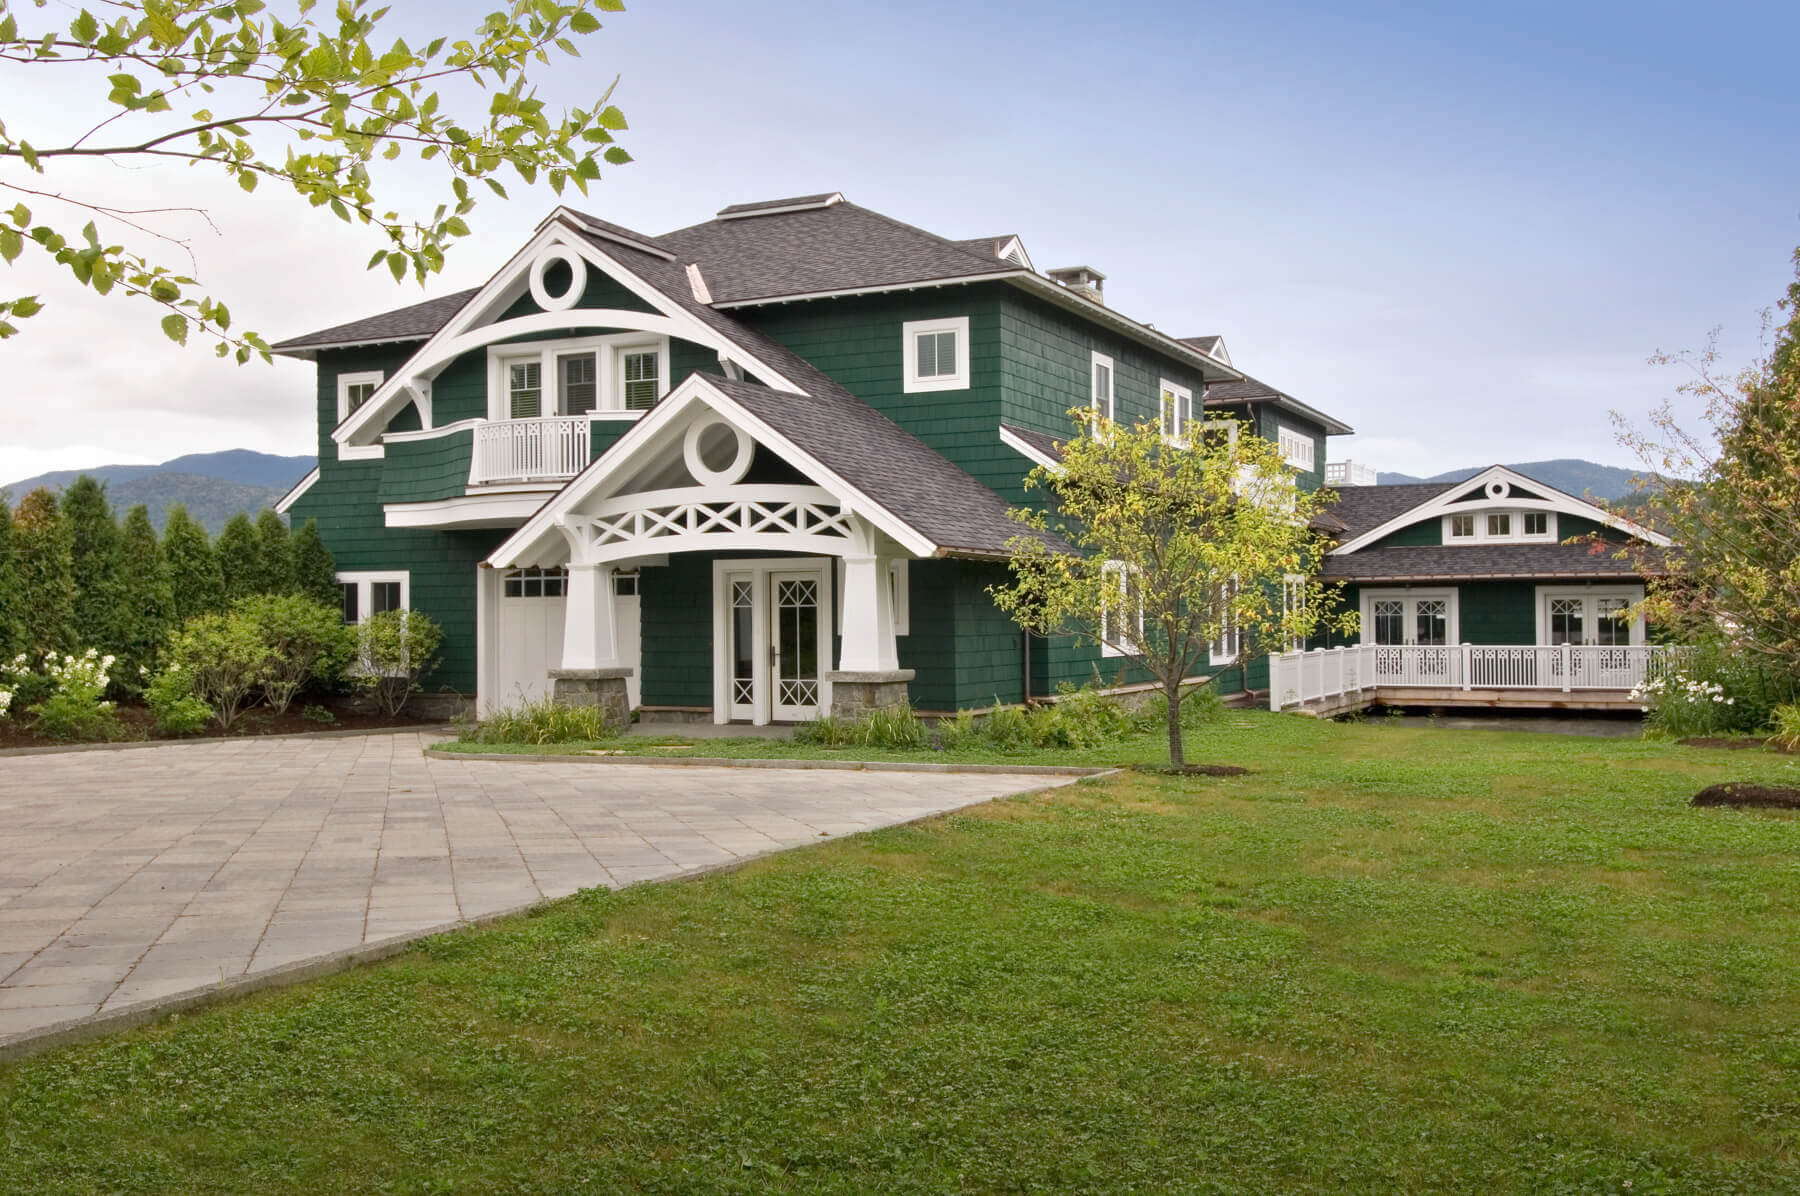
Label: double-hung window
xmin=1099 ymin=559 xmax=1142 ymax=657
xmin=902 ymin=317 xmax=969 ymax=392
xmin=1210 ymin=579 xmax=1241 ymax=665
xmin=1160 ymin=380 xmax=1193 ymax=443
xmin=507 ymin=360 xmax=544 ymax=419
xmin=336 ymin=371 xmax=384 ymax=423
xmin=1283 ymin=574 xmax=1308 ymax=652
xmin=622 ymin=349 xmax=662 ymax=410
xmin=1091 ymin=352 xmax=1115 ymax=433
xmin=337 ymin=571 xmax=408 ymax=625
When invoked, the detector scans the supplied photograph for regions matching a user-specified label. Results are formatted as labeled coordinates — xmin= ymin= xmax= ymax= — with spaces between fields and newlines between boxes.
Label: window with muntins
xmin=1210 ymin=579 xmax=1241 ymax=665
xmin=1100 ymin=560 xmax=1140 ymax=657
xmin=901 ymin=317 xmax=969 ymax=392
xmin=1442 ymin=508 xmax=1557 ymax=543
xmin=336 ymin=370 xmax=384 ymax=422
xmin=502 ymin=566 xmax=568 ymax=598
xmin=509 ymin=360 xmax=543 ymax=419
xmin=1277 ymin=425 xmax=1315 ymax=470
xmin=489 ymin=335 xmax=670 ymax=419
xmin=622 ymin=350 xmax=661 ymax=411
xmin=1161 ymin=380 xmax=1193 ymax=442
xmin=1091 ymin=352 xmax=1115 ymax=431
xmin=336 ymin=572 xmax=409 ymax=625
xmin=559 ymin=354 xmax=597 ymax=415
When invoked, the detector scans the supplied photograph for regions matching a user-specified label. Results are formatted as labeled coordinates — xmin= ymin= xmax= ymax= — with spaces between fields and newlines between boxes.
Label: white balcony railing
xmin=470 ymin=416 xmax=591 ymax=486
xmin=1268 ymin=643 xmax=1694 ymax=712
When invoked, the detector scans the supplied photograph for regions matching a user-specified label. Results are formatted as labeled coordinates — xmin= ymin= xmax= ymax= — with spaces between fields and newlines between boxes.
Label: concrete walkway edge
xmin=428 ymin=748 xmax=1116 ymax=777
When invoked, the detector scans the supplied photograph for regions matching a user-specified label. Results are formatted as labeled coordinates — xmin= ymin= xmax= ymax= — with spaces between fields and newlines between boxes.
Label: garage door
xmin=496 ymin=567 xmax=566 ymax=708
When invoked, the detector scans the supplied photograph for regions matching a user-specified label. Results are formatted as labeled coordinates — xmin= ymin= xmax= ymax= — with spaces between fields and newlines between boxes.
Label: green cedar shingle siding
xmin=378 ymin=428 xmax=474 ymax=505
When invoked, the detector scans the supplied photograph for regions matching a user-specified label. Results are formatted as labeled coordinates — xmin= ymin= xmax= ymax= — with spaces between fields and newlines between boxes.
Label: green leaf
xmin=161 ymin=313 xmax=188 ymax=345
xmin=10 ymin=295 xmax=41 ymax=318
xmin=602 ymin=146 xmax=631 ymax=165
xmin=387 ymin=252 xmax=406 ymax=281
xmin=0 ymin=229 xmax=19 ymax=264
xmin=237 ymin=170 xmax=257 ymax=192
xmin=597 ymin=105 xmax=627 ymax=130
xmin=568 ymin=11 xmax=601 ymax=33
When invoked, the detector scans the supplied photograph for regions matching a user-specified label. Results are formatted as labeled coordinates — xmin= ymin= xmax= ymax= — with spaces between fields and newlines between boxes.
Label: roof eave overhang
xmin=270 ymin=333 xmax=432 ymax=361
xmin=1205 ymin=393 xmax=1355 ymax=437
xmin=1324 ymin=570 xmax=1657 ymax=583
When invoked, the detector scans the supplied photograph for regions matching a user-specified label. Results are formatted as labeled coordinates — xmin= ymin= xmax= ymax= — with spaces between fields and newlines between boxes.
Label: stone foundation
xmin=549 ymin=668 xmax=634 ymax=731
xmin=825 ymin=670 xmax=915 ymax=720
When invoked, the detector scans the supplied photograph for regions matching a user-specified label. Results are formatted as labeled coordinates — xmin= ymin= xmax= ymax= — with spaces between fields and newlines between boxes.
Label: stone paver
xmin=0 ymin=733 xmax=1069 ymax=1044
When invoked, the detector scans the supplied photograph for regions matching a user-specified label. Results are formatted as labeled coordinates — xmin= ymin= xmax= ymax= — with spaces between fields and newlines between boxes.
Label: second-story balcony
xmin=470 ymin=415 xmax=592 ymax=486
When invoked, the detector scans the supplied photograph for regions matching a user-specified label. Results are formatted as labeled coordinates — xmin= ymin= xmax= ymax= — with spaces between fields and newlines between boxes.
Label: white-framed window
xmin=902 ymin=317 xmax=969 ymax=393
xmin=1441 ymin=508 xmax=1558 ymax=544
xmin=501 ymin=566 xmax=567 ymax=598
xmin=1535 ymin=585 xmax=1646 ymax=646
xmin=1099 ymin=559 xmax=1142 ymax=657
xmin=1277 ymin=425 xmax=1315 ymax=470
xmin=488 ymin=334 xmax=670 ymax=421
xmin=336 ymin=370 xmax=385 ymax=423
xmin=1200 ymin=418 xmax=1240 ymax=450
xmin=1160 ymin=379 xmax=1193 ymax=443
xmin=1210 ymin=578 xmax=1241 ymax=665
xmin=336 ymin=571 xmax=409 ymax=625
xmin=1090 ymin=351 xmax=1115 ymax=433
xmin=833 ymin=559 xmax=911 ymax=637
xmin=1283 ymin=574 xmax=1308 ymax=652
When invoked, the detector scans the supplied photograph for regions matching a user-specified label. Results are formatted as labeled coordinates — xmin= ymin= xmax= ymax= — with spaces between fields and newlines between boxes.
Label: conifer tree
xmin=290 ymin=520 xmax=341 ymax=611
xmin=117 ymin=505 xmax=175 ymax=682
xmin=253 ymin=508 xmax=294 ymax=596
xmin=61 ymin=476 xmax=123 ymax=653
xmin=0 ymin=493 xmax=22 ymax=661
xmin=215 ymin=512 xmax=261 ymax=604
xmin=162 ymin=505 xmax=224 ymax=625
xmin=12 ymin=488 xmax=75 ymax=656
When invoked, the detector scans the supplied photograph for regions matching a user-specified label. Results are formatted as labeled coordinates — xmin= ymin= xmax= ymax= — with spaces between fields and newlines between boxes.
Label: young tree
xmin=215 ymin=511 xmax=261 ymax=603
xmin=1616 ymin=248 xmax=1800 ymax=687
xmin=991 ymin=415 xmax=1351 ymax=768
xmin=0 ymin=493 xmax=21 ymax=661
xmin=0 ymin=1 xmax=632 ymax=351
xmin=12 ymin=488 xmax=76 ymax=656
xmin=162 ymin=503 xmax=223 ymax=624
xmin=61 ymin=476 xmax=123 ymax=653
xmin=253 ymin=508 xmax=294 ymax=596
xmin=289 ymin=519 xmax=340 ymax=610
xmin=117 ymin=504 xmax=175 ymax=683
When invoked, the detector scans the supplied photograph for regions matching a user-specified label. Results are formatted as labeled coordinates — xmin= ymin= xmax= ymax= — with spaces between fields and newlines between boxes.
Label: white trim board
xmin=1534 ymin=584 xmax=1646 ymax=646
xmin=274 ymin=467 xmax=319 ymax=515
xmin=1331 ymin=465 xmax=1671 ymax=555
xmin=999 ymin=425 xmax=1061 ymax=471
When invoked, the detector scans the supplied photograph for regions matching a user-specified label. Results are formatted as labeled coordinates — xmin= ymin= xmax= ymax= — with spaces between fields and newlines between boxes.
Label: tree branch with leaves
xmin=991 ymin=412 xmax=1354 ymax=768
xmin=0 ymin=0 xmax=631 ymax=356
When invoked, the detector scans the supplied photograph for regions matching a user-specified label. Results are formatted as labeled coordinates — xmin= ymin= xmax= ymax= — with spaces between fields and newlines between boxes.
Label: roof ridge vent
xmin=717 ymin=193 xmax=845 ymax=220
xmin=1047 ymin=264 xmax=1105 ymax=305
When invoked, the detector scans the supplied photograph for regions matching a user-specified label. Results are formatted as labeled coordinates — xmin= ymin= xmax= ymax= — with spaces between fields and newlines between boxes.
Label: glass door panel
xmin=728 ymin=575 xmax=756 ymax=720
xmin=770 ymin=573 xmax=821 ymax=721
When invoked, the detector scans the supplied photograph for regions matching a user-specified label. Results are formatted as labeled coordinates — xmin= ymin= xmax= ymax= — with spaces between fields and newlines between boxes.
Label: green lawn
xmin=7 ymin=716 xmax=1800 ymax=1192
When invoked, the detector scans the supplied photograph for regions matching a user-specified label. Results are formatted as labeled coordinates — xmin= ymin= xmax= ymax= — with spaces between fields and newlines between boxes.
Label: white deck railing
xmin=1268 ymin=644 xmax=1693 ymax=712
xmin=470 ymin=416 xmax=591 ymax=485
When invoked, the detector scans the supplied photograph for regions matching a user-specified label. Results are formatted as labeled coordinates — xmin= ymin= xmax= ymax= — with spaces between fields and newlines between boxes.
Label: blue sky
xmin=2 ymin=0 xmax=1797 ymax=482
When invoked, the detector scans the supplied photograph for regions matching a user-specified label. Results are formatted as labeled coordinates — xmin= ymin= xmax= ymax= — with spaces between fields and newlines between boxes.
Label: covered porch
xmin=479 ymin=375 xmax=926 ymax=726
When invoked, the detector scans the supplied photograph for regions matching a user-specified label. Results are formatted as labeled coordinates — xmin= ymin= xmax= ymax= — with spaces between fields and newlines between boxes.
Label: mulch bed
xmin=1692 ymin=783 xmax=1800 ymax=810
xmin=0 ymin=701 xmax=444 ymax=751
xmin=1682 ymin=736 xmax=1772 ymax=751
xmin=1132 ymin=763 xmax=1250 ymax=777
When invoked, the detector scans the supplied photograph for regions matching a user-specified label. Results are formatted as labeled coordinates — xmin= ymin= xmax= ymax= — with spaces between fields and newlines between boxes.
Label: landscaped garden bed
xmin=6 ymin=714 xmax=1800 ymax=1191
xmin=0 ymin=699 xmax=444 ymax=751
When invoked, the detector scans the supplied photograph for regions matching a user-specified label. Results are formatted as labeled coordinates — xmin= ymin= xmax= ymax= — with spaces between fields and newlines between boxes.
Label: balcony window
xmin=488 ymin=334 xmax=670 ymax=421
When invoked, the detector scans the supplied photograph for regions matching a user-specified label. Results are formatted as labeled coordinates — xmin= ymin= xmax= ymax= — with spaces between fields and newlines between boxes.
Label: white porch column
xmin=561 ymin=562 xmax=620 ymax=670
xmin=837 ymin=554 xmax=899 ymax=673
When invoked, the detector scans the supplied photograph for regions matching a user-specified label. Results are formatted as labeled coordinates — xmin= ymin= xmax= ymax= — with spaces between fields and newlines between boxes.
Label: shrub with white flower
xmin=1633 ymin=671 xmax=1739 ymax=739
xmin=0 ymin=688 xmax=12 ymax=719
xmin=2 ymin=647 xmax=124 ymax=742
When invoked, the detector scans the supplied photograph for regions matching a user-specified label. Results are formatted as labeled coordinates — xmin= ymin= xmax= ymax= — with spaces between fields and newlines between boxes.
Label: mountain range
xmin=1 ymin=449 xmax=1649 ymax=534
xmin=1 ymin=450 xmax=315 ymax=533
xmin=1376 ymin=458 xmax=1645 ymax=502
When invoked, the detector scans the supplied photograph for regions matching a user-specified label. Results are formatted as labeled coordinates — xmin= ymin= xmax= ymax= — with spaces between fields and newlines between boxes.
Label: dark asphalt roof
xmin=1321 ymin=541 xmax=1664 ymax=582
xmin=657 ymin=200 xmax=1020 ymax=305
xmin=1180 ymin=335 xmax=1223 ymax=356
xmin=707 ymin=375 xmax=1051 ymax=557
xmin=716 ymin=194 xmax=841 ymax=217
xmin=1324 ymin=481 xmax=1459 ymax=540
xmin=270 ymin=288 xmax=479 ymax=354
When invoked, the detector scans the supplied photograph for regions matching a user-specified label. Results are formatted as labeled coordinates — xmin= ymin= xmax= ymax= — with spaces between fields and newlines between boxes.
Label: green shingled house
xmin=274 ymin=193 xmax=1351 ymax=723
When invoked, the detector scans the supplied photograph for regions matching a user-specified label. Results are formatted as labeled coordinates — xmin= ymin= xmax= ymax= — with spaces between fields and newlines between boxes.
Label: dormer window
xmin=488 ymin=333 xmax=670 ymax=421
xmin=336 ymin=370 xmax=384 ymax=423
xmin=1443 ymin=509 xmax=1557 ymax=543
xmin=902 ymin=317 xmax=969 ymax=393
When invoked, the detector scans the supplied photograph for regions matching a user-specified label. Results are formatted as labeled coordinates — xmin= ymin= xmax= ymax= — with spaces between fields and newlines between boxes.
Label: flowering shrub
xmin=6 ymin=649 xmax=125 ymax=742
xmin=1631 ymin=673 xmax=1736 ymax=739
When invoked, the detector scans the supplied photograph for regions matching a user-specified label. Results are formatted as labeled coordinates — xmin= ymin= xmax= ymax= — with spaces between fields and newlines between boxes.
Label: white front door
xmin=714 ymin=559 xmax=831 ymax=724
xmin=614 ymin=571 xmax=642 ymax=709
xmin=495 ymin=566 xmax=567 ymax=708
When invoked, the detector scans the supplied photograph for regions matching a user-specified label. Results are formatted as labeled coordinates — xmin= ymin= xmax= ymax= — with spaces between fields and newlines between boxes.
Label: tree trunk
xmin=1166 ymin=676 xmax=1185 ymax=768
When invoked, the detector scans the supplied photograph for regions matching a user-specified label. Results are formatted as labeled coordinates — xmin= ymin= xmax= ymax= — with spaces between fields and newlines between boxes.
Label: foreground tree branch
xmin=0 ymin=0 xmax=632 ymax=357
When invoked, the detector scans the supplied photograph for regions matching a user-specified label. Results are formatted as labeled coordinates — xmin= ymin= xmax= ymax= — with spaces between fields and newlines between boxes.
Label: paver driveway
xmin=0 ymin=733 xmax=1071 ymax=1045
